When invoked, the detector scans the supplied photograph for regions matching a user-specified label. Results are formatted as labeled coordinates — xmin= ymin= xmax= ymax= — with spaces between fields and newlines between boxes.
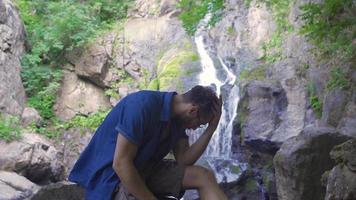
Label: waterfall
xmin=188 ymin=9 xmax=239 ymax=159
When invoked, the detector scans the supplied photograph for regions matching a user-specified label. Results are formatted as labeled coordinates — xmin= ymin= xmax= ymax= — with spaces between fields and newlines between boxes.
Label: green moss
xmin=246 ymin=178 xmax=258 ymax=192
xmin=147 ymin=78 xmax=160 ymax=91
xmin=306 ymin=82 xmax=323 ymax=118
xmin=227 ymin=26 xmax=235 ymax=35
xmin=231 ymin=165 xmax=241 ymax=174
xmin=326 ymin=67 xmax=350 ymax=90
xmin=157 ymin=51 xmax=198 ymax=90
xmin=240 ymin=66 xmax=266 ymax=81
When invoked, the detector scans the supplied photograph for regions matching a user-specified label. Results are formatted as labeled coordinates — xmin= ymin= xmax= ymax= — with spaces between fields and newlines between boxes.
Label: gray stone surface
xmin=0 ymin=133 xmax=65 ymax=184
xmin=321 ymin=88 xmax=348 ymax=127
xmin=0 ymin=0 xmax=26 ymax=116
xmin=0 ymin=170 xmax=40 ymax=200
xmin=54 ymin=70 xmax=111 ymax=121
xmin=273 ymin=127 xmax=351 ymax=200
xmin=21 ymin=107 xmax=42 ymax=127
xmin=237 ymin=80 xmax=287 ymax=153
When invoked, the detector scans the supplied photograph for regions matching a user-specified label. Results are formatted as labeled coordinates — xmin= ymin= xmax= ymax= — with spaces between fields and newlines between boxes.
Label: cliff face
xmin=0 ymin=0 xmax=26 ymax=116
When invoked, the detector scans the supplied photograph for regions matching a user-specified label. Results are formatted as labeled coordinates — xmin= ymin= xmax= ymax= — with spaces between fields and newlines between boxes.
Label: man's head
xmin=173 ymin=85 xmax=219 ymax=130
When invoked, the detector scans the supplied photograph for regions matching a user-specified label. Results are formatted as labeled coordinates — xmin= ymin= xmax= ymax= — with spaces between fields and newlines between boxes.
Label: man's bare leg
xmin=182 ymin=166 xmax=227 ymax=200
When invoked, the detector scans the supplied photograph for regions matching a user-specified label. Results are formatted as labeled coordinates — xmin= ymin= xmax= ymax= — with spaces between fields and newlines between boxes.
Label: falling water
xmin=188 ymin=9 xmax=239 ymax=159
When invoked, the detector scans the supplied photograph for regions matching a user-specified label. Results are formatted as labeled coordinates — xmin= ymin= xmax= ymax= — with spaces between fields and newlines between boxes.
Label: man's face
xmin=179 ymin=105 xmax=212 ymax=130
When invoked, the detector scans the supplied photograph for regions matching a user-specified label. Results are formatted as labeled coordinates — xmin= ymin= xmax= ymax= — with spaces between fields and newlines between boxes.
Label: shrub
xmin=0 ymin=115 xmax=22 ymax=142
xmin=300 ymin=0 xmax=356 ymax=59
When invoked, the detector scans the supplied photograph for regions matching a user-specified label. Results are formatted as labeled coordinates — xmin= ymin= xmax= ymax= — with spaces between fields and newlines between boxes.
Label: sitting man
xmin=69 ymin=85 xmax=228 ymax=200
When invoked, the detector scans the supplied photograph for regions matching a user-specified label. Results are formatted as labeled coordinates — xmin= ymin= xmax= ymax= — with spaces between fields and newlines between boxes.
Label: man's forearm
xmin=182 ymin=126 xmax=215 ymax=165
xmin=114 ymin=161 xmax=157 ymax=200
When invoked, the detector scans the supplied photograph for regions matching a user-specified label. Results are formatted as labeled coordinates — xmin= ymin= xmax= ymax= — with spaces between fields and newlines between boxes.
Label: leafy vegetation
xmin=239 ymin=65 xmax=266 ymax=81
xmin=14 ymin=0 xmax=133 ymax=138
xmin=0 ymin=115 xmax=22 ymax=142
xmin=326 ymin=67 xmax=350 ymax=90
xmin=257 ymin=0 xmax=295 ymax=63
xmin=300 ymin=0 xmax=356 ymax=59
xmin=306 ymin=82 xmax=323 ymax=118
xmin=178 ymin=0 xmax=224 ymax=35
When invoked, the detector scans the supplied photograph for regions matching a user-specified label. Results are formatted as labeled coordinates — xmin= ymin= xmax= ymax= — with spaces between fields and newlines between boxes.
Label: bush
xmin=0 ymin=115 xmax=22 ymax=142
xmin=300 ymin=0 xmax=356 ymax=59
xmin=326 ymin=68 xmax=349 ymax=90
xmin=178 ymin=0 xmax=224 ymax=35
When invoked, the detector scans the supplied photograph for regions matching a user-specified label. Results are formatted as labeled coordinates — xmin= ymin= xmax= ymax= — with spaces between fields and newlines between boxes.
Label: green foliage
xmin=246 ymin=178 xmax=258 ymax=192
xmin=63 ymin=110 xmax=110 ymax=132
xmin=0 ymin=115 xmax=22 ymax=142
xmin=300 ymin=0 xmax=356 ymax=59
xmin=326 ymin=68 xmax=349 ymax=90
xmin=178 ymin=0 xmax=224 ymax=35
xmin=239 ymin=66 xmax=266 ymax=81
xmin=27 ymin=69 xmax=62 ymax=119
xmin=307 ymin=82 xmax=323 ymax=118
xmin=258 ymin=0 xmax=294 ymax=63
xmin=227 ymin=26 xmax=235 ymax=35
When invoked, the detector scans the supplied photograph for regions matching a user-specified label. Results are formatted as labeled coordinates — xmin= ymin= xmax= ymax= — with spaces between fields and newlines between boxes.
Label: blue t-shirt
xmin=68 ymin=91 xmax=188 ymax=200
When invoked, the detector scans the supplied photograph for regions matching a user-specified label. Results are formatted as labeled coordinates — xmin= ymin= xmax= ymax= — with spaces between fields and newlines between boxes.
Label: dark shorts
xmin=113 ymin=159 xmax=186 ymax=200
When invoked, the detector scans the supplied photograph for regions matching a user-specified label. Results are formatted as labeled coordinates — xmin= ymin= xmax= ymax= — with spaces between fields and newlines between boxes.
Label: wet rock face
xmin=0 ymin=0 xmax=26 ymax=116
xmin=324 ymin=139 xmax=356 ymax=200
xmin=273 ymin=127 xmax=351 ymax=200
xmin=321 ymin=88 xmax=348 ymax=127
xmin=237 ymin=81 xmax=287 ymax=153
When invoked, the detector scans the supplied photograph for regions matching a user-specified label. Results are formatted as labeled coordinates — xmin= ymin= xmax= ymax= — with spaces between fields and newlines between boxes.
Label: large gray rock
xmin=21 ymin=107 xmax=42 ymax=127
xmin=237 ymin=80 xmax=287 ymax=153
xmin=337 ymin=102 xmax=356 ymax=138
xmin=58 ymin=128 xmax=93 ymax=176
xmin=0 ymin=0 xmax=26 ymax=116
xmin=0 ymin=133 xmax=65 ymax=184
xmin=54 ymin=70 xmax=111 ymax=120
xmin=75 ymin=33 xmax=116 ymax=88
xmin=273 ymin=127 xmax=351 ymax=200
xmin=271 ymin=59 xmax=307 ymax=143
xmin=0 ymin=170 xmax=40 ymax=200
xmin=31 ymin=181 xmax=85 ymax=200
xmin=321 ymin=88 xmax=348 ymax=127
xmin=324 ymin=139 xmax=356 ymax=200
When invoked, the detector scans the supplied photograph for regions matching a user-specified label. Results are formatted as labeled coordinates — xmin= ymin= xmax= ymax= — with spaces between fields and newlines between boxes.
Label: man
xmin=69 ymin=85 xmax=228 ymax=200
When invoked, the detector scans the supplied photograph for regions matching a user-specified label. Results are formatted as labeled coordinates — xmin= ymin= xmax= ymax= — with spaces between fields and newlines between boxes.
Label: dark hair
xmin=182 ymin=85 xmax=218 ymax=117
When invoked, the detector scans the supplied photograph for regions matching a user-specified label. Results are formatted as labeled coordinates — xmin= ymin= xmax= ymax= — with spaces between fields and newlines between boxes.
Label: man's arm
xmin=173 ymin=96 xmax=223 ymax=166
xmin=112 ymin=134 xmax=157 ymax=200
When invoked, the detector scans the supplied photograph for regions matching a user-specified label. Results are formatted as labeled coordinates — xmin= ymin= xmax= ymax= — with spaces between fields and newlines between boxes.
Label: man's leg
xmin=182 ymin=166 xmax=227 ymax=200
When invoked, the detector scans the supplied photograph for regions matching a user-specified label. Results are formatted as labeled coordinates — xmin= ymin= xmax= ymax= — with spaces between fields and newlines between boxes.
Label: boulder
xmin=273 ymin=127 xmax=351 ymax=200
xmin=321 ymin=88 xmax=348 ymax=127
xmin=271 ymin=59 xmax=307 ymax=144
xmin=324 ymin=139 xmax=356 ymax=200
xmin=0 ymin=133 xmax=65 ymax=184
xmin=58 ymin=128 xmax=93 ymax=176
xmin=0 ymin=170 xmax=40 ymax=200
xmin=21 ymin=107 xmax=42 ymax=127
xmin=337 ymin=102 xmax=356 ymax=138
xmin=237 ymin=81 xmax=287 ymax=153
xmin=54 ymin=70 xmax=111 ymax=121
xmin=0 ymin=0 xmax=26 ymax=116
xmin=75 ymin=33 xmax=116 ymax=88
xmin=31 ymin=181 xmax=85 ymax=200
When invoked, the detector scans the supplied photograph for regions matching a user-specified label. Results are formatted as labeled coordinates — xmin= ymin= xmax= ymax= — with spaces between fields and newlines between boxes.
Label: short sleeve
xmin=115 ymin=100 xmax=146 ymax=145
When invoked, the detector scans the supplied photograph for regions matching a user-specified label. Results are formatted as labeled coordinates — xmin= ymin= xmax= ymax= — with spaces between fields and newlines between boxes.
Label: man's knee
xmin=183 ymin=166 xmax=218 ymax=189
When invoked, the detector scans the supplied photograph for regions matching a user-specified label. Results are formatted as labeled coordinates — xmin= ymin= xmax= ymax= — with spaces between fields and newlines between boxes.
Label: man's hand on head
xmin=208 ymin=94 xmax=222 ymax=131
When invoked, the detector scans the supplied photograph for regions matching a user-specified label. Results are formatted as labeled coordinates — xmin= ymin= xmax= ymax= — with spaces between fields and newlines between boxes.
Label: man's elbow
xmin=112 ymin=160 xmax=127 ymax=177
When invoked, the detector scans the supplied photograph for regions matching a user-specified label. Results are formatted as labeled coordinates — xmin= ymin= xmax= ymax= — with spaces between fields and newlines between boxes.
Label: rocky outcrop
xmin=54 ymin=70 xmax=111 ymax=121
xmin=0 ymin=170 xmax=40 ymax=199
xmin=31 ymin=181 xmax=85 ymax=200
xmin=237 ymin=81 xmax=287 ymax=153
xmin=273 ymin=127 xmax=351 ymax=200
xmin=0 ymin=0 xmax=26 ymax=116
xmin=324 ymin=139 xmax=356 ymax=200
xmin=0 ymin=133 xmax=65 ymax=184
xmin=21 ymin=107 xmax=42 ymax=126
